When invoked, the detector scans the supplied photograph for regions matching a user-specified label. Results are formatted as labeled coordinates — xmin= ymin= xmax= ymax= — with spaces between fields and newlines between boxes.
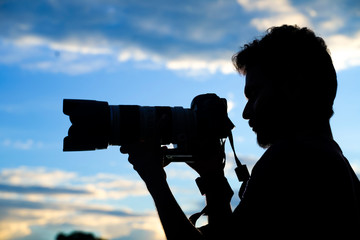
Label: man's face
xmin=243 ymin=68 xmax=283 ymax=148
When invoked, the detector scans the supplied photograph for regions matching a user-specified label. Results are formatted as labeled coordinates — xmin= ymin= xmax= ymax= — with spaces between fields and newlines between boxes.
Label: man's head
xmin=232 ymin=25 xmax=337 ymax=148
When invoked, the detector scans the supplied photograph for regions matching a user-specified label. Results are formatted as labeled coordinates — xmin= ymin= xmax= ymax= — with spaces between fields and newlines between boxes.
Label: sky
xmin=1 ymin=0 xmax=360 ymax=239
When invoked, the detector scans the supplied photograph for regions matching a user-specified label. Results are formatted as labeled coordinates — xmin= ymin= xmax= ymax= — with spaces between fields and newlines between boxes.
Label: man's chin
xmin=256 ymin=132 xmax=273 ymax=149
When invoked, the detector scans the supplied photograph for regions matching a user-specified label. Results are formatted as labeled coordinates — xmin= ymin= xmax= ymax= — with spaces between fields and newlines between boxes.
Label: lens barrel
xmin=63 ymin=94 xmax=233 ymax=157
xmin=64 ymin=100 xmax=196 ymax=152
xmin=63 ymin=99 xmax=110 ymax=151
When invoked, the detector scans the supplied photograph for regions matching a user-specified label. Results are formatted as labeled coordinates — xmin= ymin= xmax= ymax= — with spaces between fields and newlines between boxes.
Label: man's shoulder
xmin=262 ymin=136 xmax=341 ymax=159
xmin=254 ymin=136 xmax=344 ymax=174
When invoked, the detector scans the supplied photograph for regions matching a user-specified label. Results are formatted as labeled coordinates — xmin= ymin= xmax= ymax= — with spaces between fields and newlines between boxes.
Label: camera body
xmin=63 ymin=93 xmax=234 ymax=161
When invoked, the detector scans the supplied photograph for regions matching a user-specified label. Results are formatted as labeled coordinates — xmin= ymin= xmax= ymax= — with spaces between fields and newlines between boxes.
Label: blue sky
xmin=1 ymin=0 xmax=360 ymax=239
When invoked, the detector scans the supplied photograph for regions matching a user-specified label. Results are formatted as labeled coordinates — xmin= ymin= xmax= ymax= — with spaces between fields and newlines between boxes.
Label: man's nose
xmin=243 ymin=101 xmax=251 ymax=120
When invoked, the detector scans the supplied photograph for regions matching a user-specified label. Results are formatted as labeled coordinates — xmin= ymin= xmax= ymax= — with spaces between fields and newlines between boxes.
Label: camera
xmin=63 ymin=93 xmax=234 ymax=161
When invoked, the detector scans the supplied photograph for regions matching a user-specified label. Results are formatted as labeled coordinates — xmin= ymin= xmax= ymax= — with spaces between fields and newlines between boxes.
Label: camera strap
xmin=228 ymin=131 xmax=250 ymax=200
xmin=228 ymin=131 xmax=250 ymax=187
xmin=190 ymin=131 xmax=250 ymax=226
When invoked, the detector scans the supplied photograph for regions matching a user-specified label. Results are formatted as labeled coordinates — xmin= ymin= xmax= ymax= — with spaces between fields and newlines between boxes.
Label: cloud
xmin=118 ymin=47 xmax=159 ymax=63
xmin=0 ymin=0 xmax=244 ymax=75
xmin=12 ymin=34 xmax=110 ymax=55
xmin=237 ymin=0 xmax=311 ymax=31
xmin=225 ymin=152 xmax=259 ymax=176
xmin=235 ymin=0 xmax=360 ymax=72
xmin=165 ymin=167 xmax=198 ymax=180
xmin=79 ymin=174 xmax=149 ymax=200
xmin=0 ymin=198 xmax=164 ymax=240
xmin=112 ymin=229 xmax=160 ymax=240
xmin=0 ymin=220 xmax=31 ymax=240
xmin=0 ymin=198 xmax=140 ymax=218
xmin=0 ymin=167 xmax=149 ymax=201
xmin=236 ymin=0 xmax=344 ymax=34
xmin=318 ymin=17 xmax=345 ymax=32
xmin=326 ymin=31 xmax=360 ymax=71
xmin=0 ymin=184 xmax=89 ymax=195
xmin=166 ymin=57 xmax=234 ymax=75
xmin=226 ymin=92 xmax=236 ymax=113
xmin=0 ymin=166 xmax=165 ymax=239
xmin=1 ymin=138 xmax=44 ymax=150
xmin=250 ymin=13 xmax=310 ymax=31
xmin=0 ymin=166 xmax=76 ymax=187
xmin=1 ymin=0 xmax=359 ymax=75
xmin=237 ymin=0 xmax=290 ymax=12
xmin=350 ymin=161 xmax=360 ymax=180
xmin=227 ymin=100 xmax=235 ymax=113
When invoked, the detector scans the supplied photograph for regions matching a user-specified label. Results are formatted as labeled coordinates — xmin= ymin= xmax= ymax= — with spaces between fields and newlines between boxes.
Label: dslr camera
xmin=63 ymin=93 xmax=234 ymax=162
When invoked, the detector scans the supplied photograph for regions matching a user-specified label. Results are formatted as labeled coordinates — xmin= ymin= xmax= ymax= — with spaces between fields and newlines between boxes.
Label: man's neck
xmin=294 ymin=120 xmax=333 ymax=140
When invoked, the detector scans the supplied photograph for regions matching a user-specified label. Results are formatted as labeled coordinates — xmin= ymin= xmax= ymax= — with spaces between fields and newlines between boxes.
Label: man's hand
xmin=187 ymin=138 xmax=226 ymax=177
xmin=120 ymin=143 xmax=168 ymax=182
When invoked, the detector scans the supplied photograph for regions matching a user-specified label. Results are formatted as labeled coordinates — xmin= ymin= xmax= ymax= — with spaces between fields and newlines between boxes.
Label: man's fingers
xmin=119 ymin=144 xmax=143 ymax=154
xmin=120 ymin=145 xmax=130 ymax=154
xmin=120 ymin=143 xmax=165 ymax=154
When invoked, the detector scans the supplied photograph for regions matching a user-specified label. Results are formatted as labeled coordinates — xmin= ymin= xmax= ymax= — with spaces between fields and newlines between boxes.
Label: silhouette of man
xmin=121 ymin=25 xmax=360 ymax=239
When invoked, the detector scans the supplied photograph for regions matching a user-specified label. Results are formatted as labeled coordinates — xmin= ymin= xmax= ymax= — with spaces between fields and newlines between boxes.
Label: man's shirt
xmin=232 ymin=136 xmax=360 ymax=238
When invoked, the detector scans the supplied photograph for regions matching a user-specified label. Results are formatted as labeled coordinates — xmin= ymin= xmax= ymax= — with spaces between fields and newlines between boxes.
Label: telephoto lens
xmin=63 ymin=93 xmax=234 ymax=161
xmin=63 ymin=100 xmax=196 ymax=151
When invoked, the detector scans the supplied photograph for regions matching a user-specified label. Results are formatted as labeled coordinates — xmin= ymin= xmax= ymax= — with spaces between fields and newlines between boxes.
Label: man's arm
xmin=121 ymin=144 xmax=234 ymax=239
xmin=195 ymin=172 xmax=234 ymax=238
xmin=187 ymin=140 xmax=234 ymax=235
xmin=121 ymin=144 xmax=203 ymax=239
xmin=144 ymin=173 xmax=204 ymax=239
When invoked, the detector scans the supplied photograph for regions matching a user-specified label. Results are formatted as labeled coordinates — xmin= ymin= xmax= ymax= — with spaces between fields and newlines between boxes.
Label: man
xmin=121 ymin=25 xmax=360 ymax=239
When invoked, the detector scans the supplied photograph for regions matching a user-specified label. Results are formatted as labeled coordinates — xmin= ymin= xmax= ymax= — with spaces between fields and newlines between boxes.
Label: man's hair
xmin=232 ymin=25 xmax=337 ymax=120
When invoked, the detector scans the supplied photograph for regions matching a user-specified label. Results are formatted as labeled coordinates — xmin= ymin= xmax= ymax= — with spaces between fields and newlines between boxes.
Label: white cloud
xmin=227 ymin=99 xmax=235 ymax=113
xmin=0 ymin=1 xmax=244 ymax=76
xmin=0 ymin=221 xmax=32 ymax=240
xmin=0 ymin=166 xmax=76 ymax=187
xmin=251 ymin=13 xmax=310 ymax=31
xmin=350 ymin=161 xmax=360 ymax=179
xmin=166 ymin=57 xmax=234 ymax=75
xmin=5 ymin=35 xmax=114 ymax=74
xmin=237 ymin=0 xmax=293 ymax=13
xmin=117 ymin=47 xmax=163 ymax=65
xmin=13 ymin=35 xmax=45 ymax=46
xmin=0 ymin=205 xmax=164 ymax=240
xmin=67 ymin=214 xmax=163 ymax=240
xmin=14 ymin=35 xmax=111 ymax=55
xmin=0 ymin=166 xmax=165 ymax=239
xmin=307 ymin=8 xmax=317 ymax=18
xmin=0 ymin=167 xmax=149 ymax=200
xmin=226 ymin=93 xmax=236 ymax=113
xmin=2 ymin=139 xmax=44 ymax=150
xmin=0 ymin=37 xmax=113 ymax=75
xmin=225 ymin=152 xmax=259 ymax=174
xmin=22 ymin=58 xmax=110 ymax=75
xmin=166 ymin=168 xmax=197 ymax=180
xmin=50 ymin=41 xmax=111 ymax=55
xmin=118 ymin=48 xmax=149 ymax=62
xmin=319 ymin=17 xmax=345 ymax=33
xmin=1 ymin=0 xmax=359 ymax=75
xmin=326 ymin=31 xmax=360 ymax=71
xmin=2 ymin=34 xmax=235 ymax=76
xmin=237 ymin=0 xmax=311 ymax=31
xmin=237 ymin=0 xmax=360 ymax=71
xmin=80 ymin=173 xmax=149 ymax=200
